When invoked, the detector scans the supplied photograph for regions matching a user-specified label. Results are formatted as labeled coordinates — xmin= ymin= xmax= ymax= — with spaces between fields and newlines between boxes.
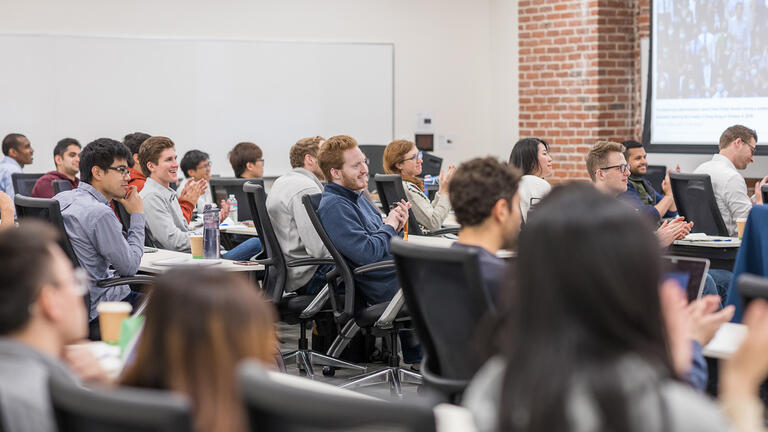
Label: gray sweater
xmin=463 ymin=356 xmax=731 ymax=432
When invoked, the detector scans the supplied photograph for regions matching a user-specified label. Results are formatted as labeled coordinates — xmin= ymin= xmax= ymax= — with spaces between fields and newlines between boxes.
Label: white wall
xmin=0 ymin=0 xmax=517 ymax=175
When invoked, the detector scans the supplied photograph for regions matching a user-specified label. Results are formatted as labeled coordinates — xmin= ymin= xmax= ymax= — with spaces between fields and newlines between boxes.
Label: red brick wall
xmin=519 ymin=0 xmax=648 ymax=181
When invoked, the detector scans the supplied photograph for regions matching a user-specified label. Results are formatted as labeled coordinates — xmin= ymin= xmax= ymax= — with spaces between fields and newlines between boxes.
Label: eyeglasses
xmin=350 ymin=158 xmax=370 ymax=170
xmin=198 ymin=162 xmax=212 ymax=170
xmin=106 ymin=166 xmax=131 ymax=177
xmin=54 ymin=268 xmax=89 ymax=296
xmin=745 ymin=142 xmax=757 ymax=156
xmin=599 ymin=164 xmax=631 ymax=173
xmin=402 ymin=151 xmax=423 ymax=163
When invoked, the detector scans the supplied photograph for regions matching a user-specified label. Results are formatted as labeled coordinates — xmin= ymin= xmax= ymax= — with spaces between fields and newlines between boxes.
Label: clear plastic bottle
xmin=228 ymin=194 xmax=238 ymax=223
xmin=202 ymin=204 xmax=220 ymax=259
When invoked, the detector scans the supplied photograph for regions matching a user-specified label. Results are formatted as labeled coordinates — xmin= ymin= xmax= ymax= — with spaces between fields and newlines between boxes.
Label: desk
xmin=139 ymin=249 xmax=264 ymax=274
xmin=669 ymin=238 xmax=739 ymax=271
xmin=220 ymin=224 xmax=259 ymax=236
xmin=407 ymin=235 xmax=515 ymax=259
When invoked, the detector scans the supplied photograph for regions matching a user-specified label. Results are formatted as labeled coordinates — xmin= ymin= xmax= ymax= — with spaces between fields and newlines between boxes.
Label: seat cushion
xmin=354 ymin=302 xmax=410 ymax=328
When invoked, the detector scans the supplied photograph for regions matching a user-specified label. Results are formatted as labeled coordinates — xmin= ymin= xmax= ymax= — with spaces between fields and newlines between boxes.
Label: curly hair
xmin=449 ymin=157 xmax=522 ymax=227
xmin=289 ymin=136 xmax=324 ymax=169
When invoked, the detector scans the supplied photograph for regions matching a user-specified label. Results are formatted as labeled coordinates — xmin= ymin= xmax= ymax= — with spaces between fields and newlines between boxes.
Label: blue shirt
xmin=450 ymin=242 xmax=508 ymax=304
xmin=0 ymin=157 xmax=22 ymax=197
xmin=317 ymin=182 xmax=400 ymax=305
xmin=55 ymin=182 xmax=145 ymax=320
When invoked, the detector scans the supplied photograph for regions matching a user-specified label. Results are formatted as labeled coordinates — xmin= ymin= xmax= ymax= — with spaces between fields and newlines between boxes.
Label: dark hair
xmin=621 ymin=140 xmax=643 ymax=160
xmin=450 ymin=157 xmax=522 ymax=227
xmin=53 ymin=138 xmax=81 ymax=162
xmin=495 ymin=183 xmax=672 ymax=431
xmin=138 ymin=136 xmax=175 ymax=177
xmin=123 ymin=132 xmax=151 ymax=168
xmin=2 ymin=133 xmax=26 ymax=156
xmin=719 ymin=125 xmax=758 ymax=150
xmin=121 ymin=268 xmax=276 ymax=432
xmin=180 ymin=150 xmax=210 ymax=178
xmin=79 ymin=138 xmax=132 ymax=184
xmin=509 ymin=138 xmax=548 ymax=176
xmin=0 ymin=221 xmax=58 ymax=335
xmin=228 ymin=142 xmax=263 ymax=178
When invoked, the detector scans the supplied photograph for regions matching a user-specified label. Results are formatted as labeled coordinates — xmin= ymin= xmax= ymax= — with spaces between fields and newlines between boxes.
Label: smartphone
xmin=233 ymin=260 xmax=261 ymax=266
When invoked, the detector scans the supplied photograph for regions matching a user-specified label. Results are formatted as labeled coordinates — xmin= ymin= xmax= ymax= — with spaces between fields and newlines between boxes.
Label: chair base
xmin=339 ymin=366 xmax=422 ymax=397
xmin=282 ymin=349 xmax=366 ymax=379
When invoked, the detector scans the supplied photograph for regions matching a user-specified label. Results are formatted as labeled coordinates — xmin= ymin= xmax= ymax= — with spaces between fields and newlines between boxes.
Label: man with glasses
xmin=178 ymin=149 xmax=214 ymax=214
xmin=55 ymin=138 xmax=145 ymax=337
xmin=316 ymin=135 xmax=422 ymax=367
xmin=586 ymin=140 xmax=692 ymax=247
xmin=0 ymin=222 xmax=109 ymax=432
xmin=694 ymin=125 xmax=768 ymax=236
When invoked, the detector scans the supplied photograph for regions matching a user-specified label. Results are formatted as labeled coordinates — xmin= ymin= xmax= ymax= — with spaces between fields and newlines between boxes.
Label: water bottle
xmin=202 ymin=204 xmax=220 ymax=259
xmin=228 ymin=194 xmax=238 ymax=223
xmin=423 ymin=175 xmax=439 ymax=194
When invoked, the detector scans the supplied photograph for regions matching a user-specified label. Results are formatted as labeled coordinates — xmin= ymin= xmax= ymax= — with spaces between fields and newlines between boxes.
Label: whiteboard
xmin=0 ymin=34 xmax=394 ymax=177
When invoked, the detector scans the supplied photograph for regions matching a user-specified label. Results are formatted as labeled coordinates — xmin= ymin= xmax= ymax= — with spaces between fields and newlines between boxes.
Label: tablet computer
xmin=663 ymin=256 xmax=710 ymax=302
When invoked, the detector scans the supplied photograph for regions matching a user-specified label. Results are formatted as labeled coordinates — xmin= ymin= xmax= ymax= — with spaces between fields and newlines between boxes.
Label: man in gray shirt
xmin=0 ymin=222 xmax=107 ymax=432
xmin=55 ymin=138 xmax=145 ymax=333
xmin=266 ymin=136 xmax=332 ymax=294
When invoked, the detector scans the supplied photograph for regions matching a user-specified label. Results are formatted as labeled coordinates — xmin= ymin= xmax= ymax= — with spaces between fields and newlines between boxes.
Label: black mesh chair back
xmin=302 ymin=193 xmax=359 ymax=322
xmin=419 ymin=152 xmax=443 ymax=177
xmin=238 ymin=361 xmax=436 ymax=432
xmin=53 ymin=180 xmax=73 ymax=195
xmin=359 ymin=144 xmax=386 ymax=192
xmin=374 ymin=173 xmax=425 ymax=236
xmin=390 ymin=238 xmax=493 ymax=395
xmin=244 ymin=182 xmax=284 ymax=303
xmin=209 ymin=177 xmax=264 ymax=222
xmin=669 ymin=172 xmax=729 ymax=236
xmin=113 ymin=200 xmax=159 ymax=247
xmin=50 ymin=377 xmax=193 ymax=432
xmin=14 ymin=195 xmax=80 ymax=266
xmin=645 ymin=165 xmax=667 ymax=194
xmin=762 ymin=184 xmax=768 ymax=206
xmin=11 ymin=172 xmax=43 ymax=196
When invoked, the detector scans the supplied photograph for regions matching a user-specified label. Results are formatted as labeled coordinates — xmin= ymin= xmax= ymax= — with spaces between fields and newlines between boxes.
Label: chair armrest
xmin=353 ymin=260 xmax=394 ymax=275
xmin=96 ymin=275 xmax=155 ymax=288
xmin=299 ymin=285 xmax=330 ymax=319
xmin=286 ymin=258 xmax=335 ymax=268
xmin=427 ymin=227 xmax=460 ymax=236
xmin=374 ymin=289 xmax=405 ymax=329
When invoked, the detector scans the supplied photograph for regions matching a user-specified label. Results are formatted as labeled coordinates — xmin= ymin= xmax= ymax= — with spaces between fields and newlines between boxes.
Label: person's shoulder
xmin=659 ymin=381 xmax=730 ymax=431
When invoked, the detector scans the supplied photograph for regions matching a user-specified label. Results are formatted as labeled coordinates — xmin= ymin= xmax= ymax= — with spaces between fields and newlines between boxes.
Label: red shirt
xmin=31 ymin=171 xmax=79 ymax=198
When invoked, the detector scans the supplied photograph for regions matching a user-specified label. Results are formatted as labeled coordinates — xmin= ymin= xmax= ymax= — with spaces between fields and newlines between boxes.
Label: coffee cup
xmin=737 ymin=218 xmax=747 ymax=239
xmin=96 ymin=301 xmax=132 ymax=344
xmin=190 ymin=234 xmax=204 ymax=259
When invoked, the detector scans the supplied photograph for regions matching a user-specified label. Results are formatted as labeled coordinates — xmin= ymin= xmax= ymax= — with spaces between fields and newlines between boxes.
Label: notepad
xmin=151 ymin=258 xmax=222 ymax=267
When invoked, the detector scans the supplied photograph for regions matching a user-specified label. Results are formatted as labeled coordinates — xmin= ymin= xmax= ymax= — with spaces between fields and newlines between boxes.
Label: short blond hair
xmin=585 ymin=140 xmax=625 ymax=182
xmin=317 ymin=135 xmax=358 ymax=181
xmin=289 ymin=136 xmax=324 ymax=169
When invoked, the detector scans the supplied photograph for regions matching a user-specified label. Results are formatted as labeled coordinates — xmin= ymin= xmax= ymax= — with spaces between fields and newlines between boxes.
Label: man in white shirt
xmin=694 ymin=125 xmax=768 ymax=237
xmin=266 ymin=136 xmax=332 ymax=294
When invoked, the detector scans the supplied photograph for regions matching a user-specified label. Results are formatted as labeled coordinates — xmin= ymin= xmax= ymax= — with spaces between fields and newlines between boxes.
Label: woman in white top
xmin=509 ymin=138 xmax=553 ymax=222
xmin=382 ymin=140 xmax=455 ymax=233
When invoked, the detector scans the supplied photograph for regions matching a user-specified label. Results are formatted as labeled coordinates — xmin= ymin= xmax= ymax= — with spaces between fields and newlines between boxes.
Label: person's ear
xmin=91 ymin=165 xmax=104 ymax=181
xmin=491 ymin=198 xmax=509 ymax=223
xmin=54 ymin=154 xmax=63 ymax=168
xmin=330 ymin=167 xmax=342 ymax=181
xmin=147 ymin=161 xmax=157 ymax=174
xmin=245 ymin=161 xmax=255 ymax=173
xmin=36 ymin=284 xmax=63 ymax=322
xmin=132 ymin=153 xmax=140 ymax=166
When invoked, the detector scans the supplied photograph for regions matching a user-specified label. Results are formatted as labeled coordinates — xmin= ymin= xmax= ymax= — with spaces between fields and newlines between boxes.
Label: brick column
xmin=518 ymin=0 xmax=642 ymax=181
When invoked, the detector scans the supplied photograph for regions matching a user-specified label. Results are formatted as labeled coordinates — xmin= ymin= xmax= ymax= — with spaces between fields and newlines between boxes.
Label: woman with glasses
xmin=120 ymin=268 xmax=277 ymax=432
xmin=464 ymin=183 xmax=768 ymax=432
xmin=382 ymin=139 xmax=455 ymax=233
xmin=509 ymin=137 xmax=553 ymax=222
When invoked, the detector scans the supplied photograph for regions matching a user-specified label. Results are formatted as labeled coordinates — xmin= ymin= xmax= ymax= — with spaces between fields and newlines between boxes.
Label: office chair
xmin=11 ymin=172 xmax=43 ymax=196
xmin=50 ymin=377 xmax=193 ymax=432
xmin=113 ymin=200 xmax=161 ymax=247
xmin=53 ymin=179 xmax=73 ymax=195
xmin=14 ymin=195 xmax=154 ymax=291
xmin=242 ymin=182 xmax=365 ymax=378
xmin=761 ymin=184 xmax=768 ymax=206
xmin=419 ymin=152 xmax=443 ymax=177
xmin=359 ymin=144 xmax=386 ymax=192
xmin=238 ymin=361 xmax=437 ymax=432
xmin=209 ymin=177 xmax=263 ymax=222
xmin=645 ymin=165 xmax=667 ymax=194
xmin=669 ymin=173 xmax=729 ymax=236
xmin=374 ymin=174 xmax=458 ymax=236
xmin=391 ymin=238 xmax=495 ymax=401
xmin=302 ymin=193 xmax=421 ymax=396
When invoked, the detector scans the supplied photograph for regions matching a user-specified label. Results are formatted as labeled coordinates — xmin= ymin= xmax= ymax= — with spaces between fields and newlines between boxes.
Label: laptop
xmin=663 ymin=256 xmax=710 ymax=302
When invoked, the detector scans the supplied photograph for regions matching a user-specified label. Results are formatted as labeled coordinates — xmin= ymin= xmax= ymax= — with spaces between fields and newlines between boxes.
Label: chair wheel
xmin=322 ymin=366 xmax=336 ymax=377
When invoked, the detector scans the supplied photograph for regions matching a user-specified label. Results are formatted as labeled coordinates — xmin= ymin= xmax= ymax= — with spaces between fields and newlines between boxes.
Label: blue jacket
xmin=726 ymin=205 xmax=768 ymax=322
xmin=317 ymin=182 xmax=400 ymax=305
xmin=620 ymin=177 xmax=678 ymax=222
